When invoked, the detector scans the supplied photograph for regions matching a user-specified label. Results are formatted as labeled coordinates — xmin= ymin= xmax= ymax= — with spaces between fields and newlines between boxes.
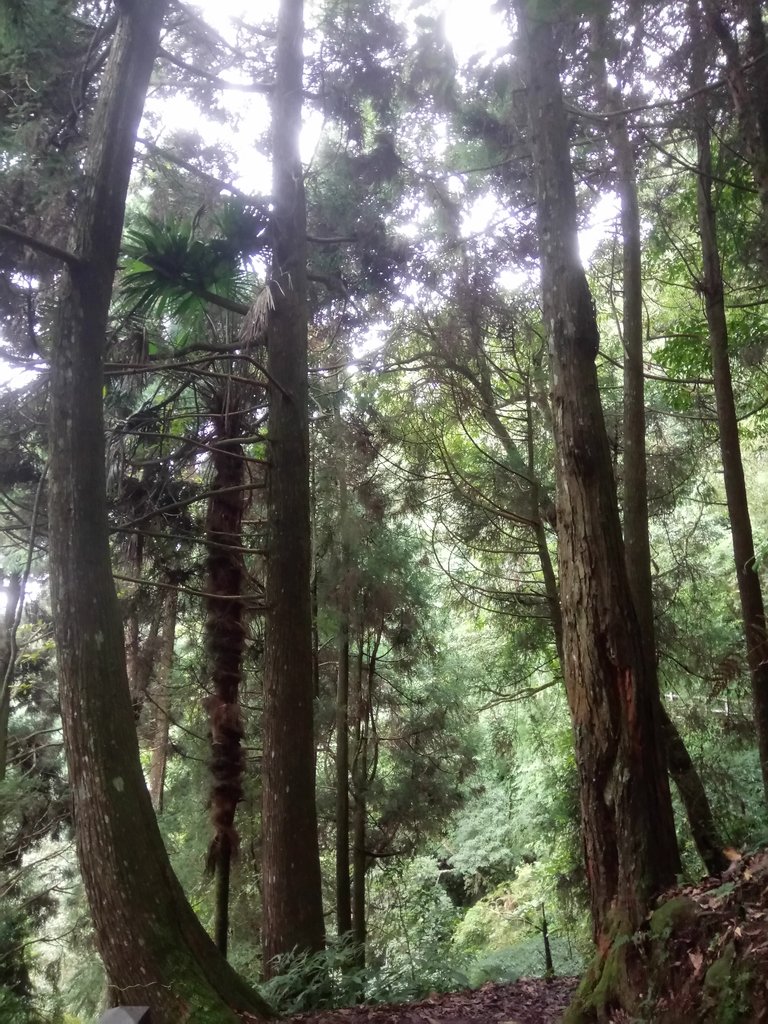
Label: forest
xmin=1 ymin=0 xmax=768 ymax=1021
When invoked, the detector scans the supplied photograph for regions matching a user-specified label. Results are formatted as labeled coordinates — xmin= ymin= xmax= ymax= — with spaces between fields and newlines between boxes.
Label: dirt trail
xmin=281 ymin=977 xmax=578 ymax=1024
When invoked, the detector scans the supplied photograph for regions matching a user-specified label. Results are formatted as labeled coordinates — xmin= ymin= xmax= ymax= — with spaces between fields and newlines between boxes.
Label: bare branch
xmin=158 ymin=46 xmax=273 ymax=94
xmin=0 ymin=224 xmax=82 ymax=268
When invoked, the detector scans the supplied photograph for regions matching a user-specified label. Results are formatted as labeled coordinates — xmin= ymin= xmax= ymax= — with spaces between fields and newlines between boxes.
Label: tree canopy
xmin=1 ymin=1 xmax=768 ymax=1022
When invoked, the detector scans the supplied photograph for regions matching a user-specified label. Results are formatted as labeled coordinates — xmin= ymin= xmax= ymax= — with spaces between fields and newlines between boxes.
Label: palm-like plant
xmin=120 ymin=202 xmax=268 ymax=328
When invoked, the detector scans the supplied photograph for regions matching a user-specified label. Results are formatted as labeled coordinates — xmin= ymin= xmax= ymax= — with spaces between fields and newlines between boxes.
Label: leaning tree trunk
xmin=592 ymin=20 xmax=728 ymax=875
xmin=691 ymin=7 xmax=768 ymax=802
xmin=204 ymin=391 xmax=247 ymax=958
xmin=514 ymin=0 xmax=680 ymax=946
xmin=261 ymin=0 xmax=325 ymax=973
xmin=46 ymin=2 xmax=271 ymax=1018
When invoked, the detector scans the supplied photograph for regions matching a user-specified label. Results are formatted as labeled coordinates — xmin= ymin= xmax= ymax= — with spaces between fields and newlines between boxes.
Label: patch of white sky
xmin=138 ymin=0 xmax=618 ymax=374
xmin=161 ymin=0 xmax=513 ymax=192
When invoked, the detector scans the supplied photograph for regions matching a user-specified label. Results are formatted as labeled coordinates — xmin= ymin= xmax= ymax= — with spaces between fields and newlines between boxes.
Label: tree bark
xmin=204 ymin=391 xmax=247 ymax=958
xmin=514 ymin=1 xmax=680 ymax=944
xmin=592 ymin=19 xmax=728 ymax=876
xmin=261 ymin=0 xmax=325 ymax=972
xmin=336 ymin=629 xmax=352 ymax=936
xmin=691 ymin=6 xmax=768 ymax=803
xmin=46 ymin=2 xmax=271 ymax=1017
xmin=659 ymin=704 xmax=728 ymax=873
xmin=148 ymin=589 xmax=177 ymax=814
xmin=334 ymin=392 xmax=353 ymax=939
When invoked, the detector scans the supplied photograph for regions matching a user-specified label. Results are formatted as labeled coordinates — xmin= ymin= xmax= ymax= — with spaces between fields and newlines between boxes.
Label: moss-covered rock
xmin=648 ymin=895 xmax=700 ymax=941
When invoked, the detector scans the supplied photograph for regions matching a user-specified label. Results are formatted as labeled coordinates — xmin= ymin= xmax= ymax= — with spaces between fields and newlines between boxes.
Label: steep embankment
xmin=566 ymin=849 xmax=768 ymax=1022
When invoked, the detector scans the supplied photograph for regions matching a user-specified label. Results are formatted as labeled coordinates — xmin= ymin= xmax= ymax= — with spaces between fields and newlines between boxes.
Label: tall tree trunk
xmin=148 ymin=589 xmax=177 ymax=814
xmin=522 ymin=386 xmax=563 ymax=663
xmin=261 ymin=0 xmax=325 ymax=972
xmin=0 ymin=572 xmax=22 ymax=781
xmin=334 ymin=393 xmax=353 ymax=938
xmin=351 ymin=639 xmax=369 ymax=964
xmin=691 ymin=7 xmax=768 ymax=802
xmin=46 ymin=2 xmax=271 ymax=1018
xmin=204 ymin=392 xmax=247 ymax=958
xmin=336 ymin=630 xmax=352 ymax=936
xmin=514 ymin=1 xmax=680 ymax=945
xmin=592 ymin=21 xmax=728 ymax=876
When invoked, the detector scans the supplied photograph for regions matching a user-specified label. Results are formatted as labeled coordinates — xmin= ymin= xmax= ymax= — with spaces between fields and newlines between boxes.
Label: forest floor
xmin=279 ymin=976 xmax=578 ymax=1024
xmin=262 ymin=849 xmax=768 ymax=1024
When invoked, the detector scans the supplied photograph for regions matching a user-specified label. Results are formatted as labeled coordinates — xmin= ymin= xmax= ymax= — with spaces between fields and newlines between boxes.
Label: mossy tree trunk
xmin=336 ymin=627 xmax=352 ymax=936
xmin=46 ymin=2 xmax=272 ymax=1017
xmin=514 ymin=0 xmax=680 ymax=945
xmin=261 ymin=0 xmax=325 ymax=972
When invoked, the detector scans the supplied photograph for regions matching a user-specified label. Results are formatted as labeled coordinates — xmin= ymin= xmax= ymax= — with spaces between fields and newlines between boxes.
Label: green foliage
xmin=465 ymin=935 xmax=584 ymax=987
xmin=119 ymin=202 xmax=265 ymax=329
xmin=4 ymin=0 xmax=768 ymax=1015
xmin=446 ymin=780 xmax=522 ymax=894
xmin=0 ymin=0 xmax=66 ymax=54
xmin=261 ymin=937 xmax=367 ymax=1013
xmin=367 ymin=860 xmax=468 ymax=1001
xmin=0 ymin=987 xmax=45 ymax=1024
xmin=524 ymin=0 xmax=609 ymax=23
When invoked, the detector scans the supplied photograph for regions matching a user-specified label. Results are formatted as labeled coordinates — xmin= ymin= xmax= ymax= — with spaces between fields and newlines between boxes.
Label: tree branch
xmin=113 ymin=572 xmax=266 ymax=606
xmin=0 ymin=224 xmax=82 ymax=268
xmin=136 ymin=137 xmax=266 ymax=206
xmin=158 ymin=46 xmax=273 ymax=94
xmin=565 ymin=47 xmax=768 ymax=123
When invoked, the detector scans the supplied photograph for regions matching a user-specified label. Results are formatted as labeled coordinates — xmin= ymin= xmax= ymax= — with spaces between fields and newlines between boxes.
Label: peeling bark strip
xmin=46 ymin=1 xmax=270 ymax=1018
xmin=513 ymin=2 xmax=680 ymax=943
xmin=261 ymin=0 xmax=326 ymax=972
